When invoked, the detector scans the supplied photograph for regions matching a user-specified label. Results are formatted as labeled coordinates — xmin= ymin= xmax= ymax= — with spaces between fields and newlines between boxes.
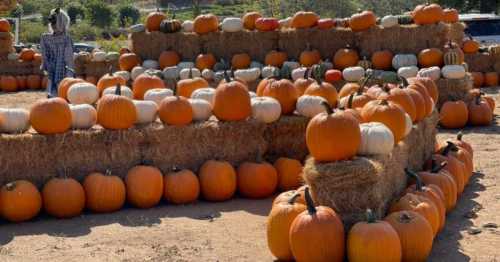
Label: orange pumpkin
xmin=408 ymin=77 xmax=439 ymax=106
xmin=0 ymin=180 xmax=42 ymax=223
xmin=237 ymin=157 xmax=278 ymax=199
xmin=163 ymin=168 xmax=200 ymax=204
xmin=97 ymin=84 xmax=137 ymax=130
xmin=438 ymin=141 xmax=474 ymax=182
xmin=242 ymin=12 xmax=262 ymax=30
xmin=471 ymin=72 xmax=485 ymax=88
xmin=119 ymin=53 xmax=141 ymax=71
xmin=16 ymin=75 xmax=27 ymax=90
xmin=265 ymin=49 xmax=288 ymax=67
xmin=418 ymin=46 xmax=444 ymax=68
xmin=443 ymin=8 xmax=459 ymax=23
xmin=158 ymin=96 xmax=193 ymax=126
xmin=159 ymin=50 xmax=181 ymax=69
xmin=439 ymin=100 xmax=468 ymax=129
xmin=199 ymin=160 xmax=237 ymax=202
xmin=0 ymin=18 xmax=11 ymax=32
xmin=0 ymin=75 xmax=17 ymax=92
xmin=333 ymin=45 xmax=360 ymax=70
xmin=404 ymin=87 xmax=426 ymax=123
xmin=273 ymin=187 xmax=307 ymax=206
xmin=299 ymin=44 xmax=321 ymax=67
xmin=317 ymin=18 xmax=335 ymax=30
xmin=303 ymin=77 xmax=338 ymax=107
xmin=26 ymin=75 xmax=41 ymax=90
xmin=126 ymin=165 xmax=164 ymax=209
xmin=293 ymin=68 xmax=317 ymax=95
xmin=468 ymin=95 xmax=493 ymax=126
xmin=349 ymin=10 xmax=377 ymax=32
xmin=406 ymin=79 xmax=434 ymax=117
xmin=255 ymin=17 xmax=280 ymax=31
xmin=419 ymin=161 xmax=457 ymax=213
xmin=339 ymin=82 xmax=363 ymax=98
xmin=342 ymin=87 xmax=374 ymax=110
xmin=290 ymin=11 xmax=320 ymax=29
xmin=19 ymin=48 xmax=35 ymax=61
xmin=43 ymin=177 xmax=86 ymax=219
xmin=483 ymin=95 xmax=496 ymax=112
xmin=132 ymin=72 xmax=165 ymax=99
xmin=30 ymin=97 xmax=72 ymax=134
xmin=324 ymin=69 xmax=342 ymax=84
xmin=371 ymin=50 xmax=394 ymax=70
xmin=145 ymin=8 xmax=166 ymax=32
xmin=361 ymin=99 xmax=407 ymax=143
xmin=213 ymin=72 xmax=252 ymax=121
xmin=41 ymin=76 xmax=49 ymax=89
xmin=378 ymin=86 xmax=417 ymax=122
xmin=177 ymin=69 xmax=210 ymax=98
xmin=484 ymin=72 xmax=499 ymax=87
xmin=462 ymin=35 xmax=480 ymax=54
xmin=33 ymin=53 xmax=42 ymax=63
xmin=389 ymin=193 xmax=441 ymax=237
xmin=83 ymin=171 xmax=126 ymax=213
xmin=452 ymin=132 xmax=474 ymax=158
xmin=429 ymin=147 xmax=467 ymax=196
xmin=231 ymin=53 xmax=252 ymax=69
xmin=274 ymin=157 xmax=303 ymax=191
xmin=195 ymin=52 xmax=217 ymax=71
xmin=261 ymin=78 xmax=299 ymax=115
xmin=413 ymin=3 xmax=444 ymax=25
xmin=193 ymin=14 xmax=219 ymax=34
xmin=119 ymin=47 xmax=130 ymax=55
xmin=58 ymin=77 xmax=85 ymax=99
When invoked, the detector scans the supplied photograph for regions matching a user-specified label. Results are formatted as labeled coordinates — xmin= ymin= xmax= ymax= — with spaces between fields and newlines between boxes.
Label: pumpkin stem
xmin=303 ymin=67 xmax=310 ymax=80
xmin=321 ymin=101 xmax=334 ymax=114
xmin=442 ymin=141 xmax=458 ymax=156
xmin=115 ymin=83 xmax=122 ymax=96
xmin=405 ymin=168 xmax=423 ymax=192
xmin=475 ymin=95 xmax=481 ymax=105
xmin=399 ymin=212 xmax=412 ymax=224
xmin=172 ymin=166 xmax=180 ymax=172
xmin=399 ymin=76 xmax=409 ymax=87
xmin=5 ymin=182 xmax=16 ymax=191
xmin=223 ymin=69 xmax=231 ymax=83
xmin=366 ymin=209 xmax=377 ymax=223
xmin=105 ymin=170 xmax=112 ymax=176
xmin=457 ymin=132 xmax=464 ymax=141
xmin=347 ymin=93 xmax=355 ymax=109
xmin=108 ymin=65 xmax=114 ymax=76
xmin=304 ymin=187 xmax=317 ymax=215
xmin=432 ymin=160 xmax=448 ymax=173
xmin=288 ymin=192 xmax=302 ymax=205
xmin=380 ymin=99 xmax=389 ymax=106
xmin=189 ymin=67 xmax=193 ymax=79
xmin=280 ymin=65 xmax=292 ymax=80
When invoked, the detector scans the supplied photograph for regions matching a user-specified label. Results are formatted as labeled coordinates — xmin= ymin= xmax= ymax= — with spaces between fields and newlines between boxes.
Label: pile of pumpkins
xmin=135 ymin=3 xmax=459 ymax=35
xmin=267 ymin=133 xmax=476 ymax=261
xmin=440 ymin=89 xmax=496 ymax=129
xmin=0 ymin=156 xmax=303 ymax=223
xmin=0 ymin=74 xmax=47 ymax=93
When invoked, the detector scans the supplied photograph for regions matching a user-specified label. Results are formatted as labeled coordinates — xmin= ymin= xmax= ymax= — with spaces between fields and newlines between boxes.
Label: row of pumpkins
xmin=0 ymin=74 xmax=47 ymax=92
xmin=440 ymin=89 xmax=496 ymax=129
xmin=139 ymin=3 xmax=460 ymax=35
xmin=0 ymin=156 xmax=303 ymax=223
xmin=267 ymin=133 xmax=476 ymax=261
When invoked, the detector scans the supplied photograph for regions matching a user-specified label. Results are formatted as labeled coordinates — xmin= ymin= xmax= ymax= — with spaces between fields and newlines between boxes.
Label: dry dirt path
xmin=0 ymin=90 xmax=498 ymax=262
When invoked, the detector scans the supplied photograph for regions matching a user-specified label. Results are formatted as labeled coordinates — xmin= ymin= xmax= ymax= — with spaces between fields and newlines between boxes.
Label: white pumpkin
xmin=67 ymin=82 xmax=99 ymax=105
xmin=202 ymin=69 xmax=215 ymax=81
xmin=162 ymin=66 xmax=180 ymax=80
xmin=102 ymin=85 xmax=134 ymax=99
xmin=251 ymin=97 xmax=281 ymax=123
xmin=114 ymin=71 xmax=131 ymax=82
xmin=279 ymin=17 xmax=292 ymax=29
xmin=441 ymin=65 xmax=466 ymax=79
xmin=261 ymin=66 xmax=280 ymax=79
xmin=7 ymin=52 xmax=18 ymax=61
xmin=191 ymin=88 xmax=216 ymax=107
xmin=343 ymin=66 xmax=365 ymax=82
xmin=250 ymin=61 xmax=263 ymax=69
xmin=144 ymin=88 xmax=173 ymax=105
xmin=106 ymin=52 xmax=120 ymax=61
xmin=417 ymin=67 xmax=441 ymax=81
xmin=283 ymin=61 xmax=300 ymax=71
xmin=179 ymin=68 xmax=201 ymax=79
xmin=189 ymin=98 xmax=212 ymax=121
xmin=221 ymin=17 xmax=243 ymax=32
xmin=131 ymin=66 xmax=146 ymax=80
xmin=92 ymin=51 xmax=107 ymax=62
xmin=178 ymin=62 xmax=195 ymax=70
xmin=381 ymin=15 xmax=399 ymax=28
xmin=404 ymin=113 xmax=413 ymax=137
xmin=234 ymin=68 xmax=261 ymax=82
xmin=249 ymin=91 xmax=257 ymax=98
xmin=143 ymin=60 xmax=160 ymax=70
xmin=129 ymin=24 xmax=146 ymax=33
xmin=0 ymin=108 xmax=30 ymax=133
xmin=397 ymin=66 xmax=419 ymax=79
xmin=292 ymin=67 xmax=308 ymax=81
xmin=182 ymin=20 xmax=194 ymax=32
xmin=133 ymin=100 xmax=158 ymax=124
xmin=70 ymin=104 xmax=97 ymax=130
xmin=392 ymin=54 xmax=418 ymax=69
xmin=296 ymin=95 xmax=327 ymax=118
xmin=358 ymin=122 xmax=395 ymax=155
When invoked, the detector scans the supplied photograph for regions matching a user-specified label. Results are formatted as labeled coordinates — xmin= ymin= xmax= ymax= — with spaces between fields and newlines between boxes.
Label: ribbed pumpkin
xmin=430 ymin=146 xmax=466 ymax=196
xmin=418 ymin=45 xmax=444 ymax=68
xmin=361 ymin=99 xmax=407 ymax=143
xmin=199 ymin=160 xmax=237 ymax=202
xmin=97 ymin=84 xmax=137 ymax=130
xmin=293 ymin=68 xmax=317 ymax=95
xmin=378 ymin=86 xmax=417 ymax=123
xmin=389 ymin=193 xmax=441 ymax=237
xmin=439 ymin=100 xmax=468 ymax=129
xmin=471 ymin=72 xmax=485 ymax=88
xmin=406 ymin=78 xmax=434 ymax=117
xmin=306 ymin=102 xmax=361 ymax=162
xmin=290 ymin=11 xmax=320 ymax=29
xmin=163 ymin=168 xmax=200 ymax=204
xmin=265 ymin=49 xmax=288 ymax=67
xmin=160 ymin=14 xmax=182 ymax=33
xmin=0 ymin=75 xmax=17 ymax=92
xmin=16 ymin=75 xmax=27 ymax=90
xmin=384 ymin=211 xmax=434 ymax=262
xmin=484 ymin=72 xmax=499 ymax=87
xmin=213 ymin=72 xmax=251 ymax=121
xmin=83 ymin=171 xmax=126 ymax=213
xmin=334 ymin=45 xmax=360 ymax=70
xmin=145 ymin=8 xmax=166 ymax=32
xmin=274 ymin=157 xmax=303 ymax=191
xmin=43 ymin=177 xmax=86 ymax=219
xmin=408 ymin=77 xmax=439 ymax=105
xmin=30 ymin=97 xmax=72 ymax=134
xmin=119 ymin=53 xmax=141 ymax=71
xmin=231 ymin=53 xmax=251 ymax=69
xmin=159 ymin=50 xmax=181 ymax=69
xmin=158 ymin=96 xmax=193 ymax=126
xmin=371 ymin=50 xmax=394 ymax=70
xmin=19 ymin=48 xmax=35 ymax=61
xmin=289 ymin=188 xmax=345 ymax=262
xmin=193 ymin=14 xmax=219 ymax=34
xmin=412 ymin=3 xmax=444 ymax=25
xmin=261 ymin=75 xmax=299 ymax=115
xmin=443 ymin=40 xmax=465 ymax=65
xmin=195 ymin=52 xmax=216 ymax=71
xmin=468 ymin=95 xmax=493 ymax=126
xmin=132 ymin=72 xmax=165 ymax=99
xmin=126 ymin=165 xmax=164 ymax=209
xmin=348 ymin=209 xmax=402 ymax=262
xmin=267 ymin=192 xmax=306 ymax=261
xmin=242 ymin=12 xmax=262 ymax=30
xmin=97 ymin=70 xmax=127 ymax=95
xmin=237 ymin=156 xmax=278 ymax=199
xmin=419 ymin=161 xmax=457 ymax=212
xmin=462 ymin=35 xmax=480 ymax=54
xmin=404 ymin=87 xmax=427 ymax=123
xmin=349 ymin=10 xmax=377 ymax=32
xmin=0 ymin=180 xmax=42 ymax=223
xmin=299 ymin=44 xmax=321 ymax=67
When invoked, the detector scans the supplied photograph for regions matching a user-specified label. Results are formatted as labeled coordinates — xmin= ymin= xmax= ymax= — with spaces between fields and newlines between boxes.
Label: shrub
xmin=19 ymin=21 xmax=47 ymax=44
xmin=70 ymin=21 xmax=102 ymax=42
xmin=84 ymin=0 xmax=114 ymax=28
xmin=118 ymin=5 xmax=140 ymax=27
xmin=67 ymin=3 xmax=85 ymax=24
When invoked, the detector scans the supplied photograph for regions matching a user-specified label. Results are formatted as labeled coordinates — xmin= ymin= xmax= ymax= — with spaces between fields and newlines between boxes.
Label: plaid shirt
xmin=40 ymin=33 xmax=74 ymax=90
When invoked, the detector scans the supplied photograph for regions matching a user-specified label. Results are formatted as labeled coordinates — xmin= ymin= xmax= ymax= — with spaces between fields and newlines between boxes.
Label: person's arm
xmin=40 ymin=35 xmax=50 ymax=72
xmin=64 ymin=36 xmax=75 ymax=72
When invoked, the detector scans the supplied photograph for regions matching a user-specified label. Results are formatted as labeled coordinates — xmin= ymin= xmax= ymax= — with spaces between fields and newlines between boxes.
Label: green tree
xmin=118 ymin=5 xmax=140 ymax=27
xmin=84 ymin=0 xmax=114 ymax=28
xmin=67 ymin=3 xmax=85 ymax=24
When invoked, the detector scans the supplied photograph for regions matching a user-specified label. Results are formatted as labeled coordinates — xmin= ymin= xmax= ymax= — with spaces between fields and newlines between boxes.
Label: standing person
xmin=40 ymin=8 xmax=74 ymax=98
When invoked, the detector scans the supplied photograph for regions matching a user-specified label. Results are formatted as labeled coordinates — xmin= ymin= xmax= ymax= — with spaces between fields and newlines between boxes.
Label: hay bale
xmin=0 ymin=60 xmax=38 ymax=75
xmin=0 ymin=32 xmax=13 ymax=56
xmin=264 ymin=116 xmax=309 ymax=162
xmin=465 ymin=53 xmax=495 ymax=73
xmin=129 ymin=32 xmax=153 ymax=60
xmin=447 ymin=23 xmax=466 ymax=44
xmin=436 ymin=75 xmax=473 ymax=107
xmin=303 ymin=112 xmax=438 ymax=229
xmin=83 ymin=61 xmax=119 ymax=79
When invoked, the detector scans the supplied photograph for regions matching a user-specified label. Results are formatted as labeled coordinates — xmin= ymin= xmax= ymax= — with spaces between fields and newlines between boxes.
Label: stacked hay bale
xmin=0 ymin=31 xmax=14 ymax=57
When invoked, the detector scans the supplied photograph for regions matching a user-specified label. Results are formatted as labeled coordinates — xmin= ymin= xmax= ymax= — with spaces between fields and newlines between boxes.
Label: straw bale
xmin=436 ymin=75 xmax=473 ymax=107
xmin=0 ymin=60 xmax=37 ymax=75
xmin=83 ymin=61 xmax=119 ymax=79
xmin=447 ymin=23 xmax=466 ymax=44
xmin=0 ymin=32 xmax=13 ymax=55
xmin=263 ymin=116 xmax=309 ymax=162
xmin=129 ymin=32 xmax=153 ymax=60
xmin=303 ymin=112 xmax=438 ymax=229
xmin=465 ymin=53 xmax=495 ymax=73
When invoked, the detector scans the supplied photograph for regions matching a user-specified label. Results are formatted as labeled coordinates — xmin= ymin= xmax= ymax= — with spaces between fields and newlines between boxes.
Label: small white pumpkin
xmin=392 ymin=54 xmax=418 ymax=69
xmin=143 ymin=60 xmax=160 ymax=70
xmin=221 ymin=17 xmax=243 ymax=32
xmin=251 ymin=97 xmax=281 ymax=124
xmin=292 ymin=67 xmax=308 ymax=81
xmin=92 ymin=51 xmax=107 ymax=62
xmin=102 ymin=85 xmax=134 ymax=99
xmin=67 ymin=82 xmax=99 ymax=105
xmin=0 ymin=108 xmax=30 ymax=133
xmin=250 ymin=61 xmax=263 ymax=69
xmin=234 ymin=68 xmax=261 ymax=82
xmin=106 ymin=52 xmax=120 ymax=61
xmin=358 ymin=122 xmax=395 ymax=155
xmin=441 ymin=65 xmax=466 ymax=79
xmin=182 ymin=20 xmax=194 ymax=32
xmin=261 ymin=66 xmax=280 ymax=79
xmin=114 ymin=71 xmax=131 ymax=82
xmin=70 ymin=104 xmax=97 ymax=130
xmin=131 ymin=66 xmax=146 ymax=80
xmin=381 ymin=15 xmax=399 ymax=28
xmin=279 ymin=17 xmax=292 ymax=29
xmin=189 ymin=98 xmax=212 ymax=121
xmin=191 ymin=88 xmax=216 ymax=107
xmin=249 ymin=91 xmax=257 ymax=98
xmin=397 ymin=66 xmax=419 ymax=79
xmin=133 ymin=100 xmax=158 ymax=124
xmin=7 ymin=52 xmax=18 ymax=61
xmin=343 ymin=66 xmax=365 ymax=82
xmin=283 ymin=61 xmax=300 ymax=71
xmin=296 ymin=95 xmax=327 ymax=118
xmin=144 ymin=88 xmax=173 ymax=105
xmin=417 ymin=66 xmax=441 ymax=81
xmin=178 ymin=62 xmax=195 ymax=70
xmin=129 ymin=24 xmax=146 ymax=33
xmin=202 ymin=69 xmax=215 ymax=81
xmin=404 ymin=113 xmax=413 ymax=137
xmin=162 ymin=66 xmax=180 ymax=80
xmin=179 ymin=68 xmax=201 ymax=79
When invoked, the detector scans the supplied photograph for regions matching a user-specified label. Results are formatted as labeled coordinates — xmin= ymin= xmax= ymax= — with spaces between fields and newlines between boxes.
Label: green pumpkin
xmin=366 ymin=69 xmax=399 ymax=84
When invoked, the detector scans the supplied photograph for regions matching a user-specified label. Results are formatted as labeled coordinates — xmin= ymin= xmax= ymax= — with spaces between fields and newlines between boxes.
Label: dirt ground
xmin=0 ymin=89 xmax=498 ymax=262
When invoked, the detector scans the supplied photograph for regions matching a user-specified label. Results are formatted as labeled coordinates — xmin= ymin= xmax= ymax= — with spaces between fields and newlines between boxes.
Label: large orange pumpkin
xmin=199 ymin=160 xmax=237 ymax=202
xmin=0 ymin=18 xmax=11 ymax=32
xmin=0 ymin=180 xmax=42 ymax=223
xmin=19 ymin=48 xmax=35 ymax=61
xmin=213 ymin=72 xmax=251 ymax=121
xmin=195 ymin=52 xmax=216 ymax=71
xmin=404 ymin=87 xmax=427 ymax=123
xmin=163 ymin=168 xmax=200 ymax=204
xmin=484 ymin=72 xmax=499 ymax=87
xmin=42 ymin=177 xmax=86 ymax=219
xmin=349 ymin=10 xmax=377 ymax=32
xmin=273 ymin=187 xmax=307 ymax=206
xmin=389 ymin=193 xmax=441 ymax=237
xmin=145 ymin=8 xmax=166 ymax=32
xmin=361 ymin=99 xmax=407 ymax=143
xmin=274 ymin=157 xmax=303 ymax=191
xmin=290 ymin=11 xmax=320 ymax=29
xmin=132 ymin=72 xmax=165 ymax=99
xmin=0 ymin=75 xmax=17 ymax=92
xmin=237 ymin=157 xmax=278 ymax=199
xmin=408 ymin=77 xmax=439 ymax=105
xmin=159 ymin=50 xmax=181 ymax=69
xmin=231 ymin=53 xmax=252 ymax=69
xmin=30 ymin=97 xmax=72 ymax=134
xmin=462 ymin=35 xmax=480 ymax=54
xmin=299 ymin=44 xmax=321 ymax=67
xmin=193 ymin=14 xmax=219 ymax=34
xmin=378 ymin=86 xmax=417 ymax=122
xmin=418 ymin=46 xmax=444 ymax=68
xmin=317 ymin=18 xmax=336 ymax=30
xmin=27 ymin=75 xmax=41 ymax=90
xmin=83 ymin=171 xmax=126 ymax=213
xmin=177 ymin=69 xmax=210 ymax=98
xmin=97 ymin=84 xmax=137 ymax=130
xmin=293 ymin=68 xmax=317 ymax=95
xmin=443 ymin=8 xmax=459 ymax=23
xmin=126 ymin=165 xmax=164 ymax=209
xmin=412 ymin=3 xmax=444 ymax=25
xmin=158 ymin=96 xmax=193 ymax=126
xmin=242 ymin=12 xmax=262 ymax=30
xmin=119 ymin=53 xmax=141 ymax=71
xmin=261 ymin=77 xmax=299 ymax=115
xmin=468 ymin=95 xmax=493 ymax=126
xmin=371 ymin=50 xmax=394 ymax=70
xmin=333 ymin=45 xmax=360 ymax=70
xmin=419 ymin=161 xmax=458 ymax=213
xmin=303 ymin=78 xmax=338 ymax=107
xmin=439 ymin=100 xmax=468 ymax=129
xmin=58 ymin=77 xmax=85 ymax=99
xmin=406 ymin=79 xmax=434 ymax=117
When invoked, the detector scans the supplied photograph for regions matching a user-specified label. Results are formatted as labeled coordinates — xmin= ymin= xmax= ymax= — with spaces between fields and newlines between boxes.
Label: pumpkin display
xmin=443 ymin=8 xmax=459 ymax=23
xmin=231 ymin=53 xmax=252 ymax=69
xmin=67 ymin=82 xmax=99 ymax=105
xmin=83 ymin=171 xmax=126 ymax=213
xmin=267 ymin=192 xmax=306 ymax=261
xmin=439 ymin=100 xmax=468 ymax=129
xmin=70 ymin=104 xmax=97 ymax=129
xmin=462 ymin=35 xmax=480 ymax=54
xmin=347 ymin=209 xmax=402 ymax=262
xmin=255 ymin=17 xmax=280 ymax=31
xmin=0 ymin=75 xmax=17 ymax=92
xmin=392 ymin=54 xmax=418 ymax=69
xmin=195 ymin=52 xmax=216 ymax=71
xmin=412 ymin=3 xmax=444 ymax=25
xmin=189 ymin=98 xmax=212 ymax=121
xmin=484 ymin=72 xmax=499 ymax=86
xmin=306 ymin=101 xmax=361 ymax=162
xmin=251 ymin=97 xmax=281 ymax=123
xmin=290 ymin=11 xmax=320 ymax=29
xmin=132 ymin=72 xmax=165 ymax=100
xmin=0 ymin=108 xmax=30 ymax=134
xmin=97 ymin=84 xmax=137 ymax=130
xmin=42 ymin=177 xmax=86 ymax=219
xmin=371 ymin=50 xmax=394 ymax=70
xmin=289 ymin=188 xmax=345 ymax=262
xmin=468 ymin=95 xmax=493 ymax=126
xmin=419 ymin=161 xmax=457 ymax=212
xmin=384 ymin=211 xmax=434 ymax=262
xmin=443 ymin=40 xmax=465 ymax=65
xmin=160 ymin=14 xmax=182 ymax=33
xmin=119 ymin=53 xmax=141 ymax=71
xmin=381 ymin=15 xmax=399 ymax=28
xmin=350 ymin=10 xmax=377 ymax=32
xmin=19 ymin=48 xmax=35 ymax=61
xmin=237 ymin=156 xmax=278 ymax=199
xmin=273 ymin=157 xmax=303 ymax=191
xmin=358 ymin=122 xmax=395 ymax=156
xmin=0 ymin=18 xmax=11 ymax=32
xmin=389 ymin=193 xmax=440 ymax=237
xmin=199 ymin=160 xmax=237 ymax=202
xmin=265 ymin=49 xmax=288 ymax=67
xmin=0 ymin=180 xmax=42 ymax=223
xmin=193 ymin=14 xmax=219 ymax=34
xmin=158 ymin=96 xmax=193 ymax=126
xmin=146 ymin=8 xmax=166 ymax=32
xmin=213 ymin=72 xmax=252 ymax=121
xmin=334 ymin=45 xmax=360 ymax=70
xmin=317 ymin=18 xmax=335 ymax=29
xmin=418 ymin=45 xmax=444 ymax=68
xmin=242 ymin=12 xmax=262 ymax=30
xmin=30 ymin=97 xmax=72 ymax=134
xmin=296 ymin=95 xmax=328 ymax=118
xmin=133 ymin=100 xmax=158 ymax=124
xmin=442 ymin=65 xmax=466 ymax=79
xmin=361 ymin=99 xmax=407 ymax=143
xmin=163 ymin=168 xmax=200 ymax=204
xmin=471 ymin=72 xmax=485 ymax=88
xmin=97 ymin=70 xmax=127 ymax=95
xmin=126 ymin=165 xmax=164 ymax=209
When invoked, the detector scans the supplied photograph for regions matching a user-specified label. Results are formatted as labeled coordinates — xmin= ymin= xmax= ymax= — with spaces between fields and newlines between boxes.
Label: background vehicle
xmin=460 ymin=13 xmax=500 ymax=45
xmin=73 ymin=43 xmax=96 ymax=53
